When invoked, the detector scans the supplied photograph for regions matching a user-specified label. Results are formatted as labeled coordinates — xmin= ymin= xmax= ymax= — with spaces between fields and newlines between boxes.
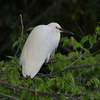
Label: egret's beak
xmin=59 ymin=28 xmax=74 ymax=35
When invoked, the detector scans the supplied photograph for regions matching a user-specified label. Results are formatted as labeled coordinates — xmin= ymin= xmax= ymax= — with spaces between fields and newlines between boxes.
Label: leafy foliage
xmin=0 ymin=25 xmax=100 ymax=100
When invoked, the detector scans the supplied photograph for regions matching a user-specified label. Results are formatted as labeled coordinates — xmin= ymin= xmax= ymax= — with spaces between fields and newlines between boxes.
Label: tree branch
xmin=0 ymin=80 xmax=70 ymax=98
xmin=0 ymin=92 xmax=19 ymax=100
xmin=14 ymin=14 xmax=24 ymax=57
xmin=0 ymin=80 xmax=98 ymax=99
xmin=51 ymin=63 xmax=100 ymax=75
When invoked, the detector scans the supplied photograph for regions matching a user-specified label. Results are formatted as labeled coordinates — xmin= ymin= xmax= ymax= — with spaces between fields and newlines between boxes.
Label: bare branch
xmin=14 ymin=14 xmax=24 ymax=57
xmin=0 ymin=92 xmax=19 ymax=100
xmin=89 ymin=0 xmax=100 ymax=8
xmin=75 ymin=22 xmax=84 ymax=37
xmin=20 ymin=14 xmax=24 ymax=36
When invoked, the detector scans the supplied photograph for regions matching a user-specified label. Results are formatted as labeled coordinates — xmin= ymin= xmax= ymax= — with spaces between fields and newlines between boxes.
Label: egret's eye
xmin=55 ymin=27 xmax=58 ymax=29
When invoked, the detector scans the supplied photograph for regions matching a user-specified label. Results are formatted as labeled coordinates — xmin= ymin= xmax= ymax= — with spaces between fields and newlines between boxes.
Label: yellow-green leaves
xmin=81 ymin=35 xmax=96 ymax=47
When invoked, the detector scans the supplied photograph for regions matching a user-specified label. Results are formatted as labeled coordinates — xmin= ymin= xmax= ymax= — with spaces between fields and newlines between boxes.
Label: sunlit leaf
xmin=60 ymin=37 xmax=69 ymax=47
xmin=26 ymin=27 xmax=34 ymax=31
xmin=81 ymin=35 xmax=89 ymax=44
xmin=5 ymin=56 xmax=13 ymax=59
xmin=89 ymin=35 xmax=96 ymax=47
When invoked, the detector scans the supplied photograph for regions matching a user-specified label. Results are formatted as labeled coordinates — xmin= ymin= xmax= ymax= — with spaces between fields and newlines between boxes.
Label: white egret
xmin=20 ymin=22 xmax=74 ymax=78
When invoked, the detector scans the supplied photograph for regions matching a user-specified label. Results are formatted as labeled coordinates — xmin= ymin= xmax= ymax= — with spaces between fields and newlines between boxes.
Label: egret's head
xmin=47 ymin=22 xmax=74 ymax=35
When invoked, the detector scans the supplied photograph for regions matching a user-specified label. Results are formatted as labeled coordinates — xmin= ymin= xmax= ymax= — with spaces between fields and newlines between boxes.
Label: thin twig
xmin=64 ymin=46 xmax=91 ymax=68
xmin=14 ymin=14 xmax=24 ymax=57
xmin=20 ymin=14 xmax=24 ymax=36
xmin=89 ymin=0 xmax=100 ymax=8
xmin=36 ymin=63 xmax=100 ymax=77
xmin=75 ymin=22 xmax=84 ymax=37
xmin=48 ymin=56 xmax=74 ymax=63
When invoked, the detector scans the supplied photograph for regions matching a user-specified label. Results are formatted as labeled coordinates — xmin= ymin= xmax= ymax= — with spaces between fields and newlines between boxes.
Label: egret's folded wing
xmin=20 ymin=25 xmax=52 ymax=78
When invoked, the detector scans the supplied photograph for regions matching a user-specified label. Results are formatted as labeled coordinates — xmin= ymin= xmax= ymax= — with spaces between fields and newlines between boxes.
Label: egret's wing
xmin=20 ymin=25 xmax=52 ymax=78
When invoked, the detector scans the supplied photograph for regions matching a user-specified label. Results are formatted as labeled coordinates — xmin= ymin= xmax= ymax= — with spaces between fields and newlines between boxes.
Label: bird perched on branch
xmin=20 ymin=22 xmax=74 ymax=78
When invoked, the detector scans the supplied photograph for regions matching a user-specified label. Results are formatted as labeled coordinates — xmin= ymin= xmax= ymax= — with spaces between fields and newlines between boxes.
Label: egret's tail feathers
xmin=22 ymin=59 xmax=45 ymax=78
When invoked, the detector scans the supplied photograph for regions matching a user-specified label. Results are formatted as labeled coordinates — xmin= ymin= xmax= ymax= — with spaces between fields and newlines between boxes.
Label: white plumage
xmin=20 ymin=22 xmax=74 ymax=78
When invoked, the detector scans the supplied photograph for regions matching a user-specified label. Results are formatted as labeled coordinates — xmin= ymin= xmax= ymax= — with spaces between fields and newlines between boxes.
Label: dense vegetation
xmin=0 ymin=0 xmax=100 ymax=100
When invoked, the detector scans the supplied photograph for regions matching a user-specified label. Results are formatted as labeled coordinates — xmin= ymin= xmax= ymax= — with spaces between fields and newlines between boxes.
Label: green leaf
xmin=26 ymin=27 xmax=34 ymax=31
xmin=53 ymin=61 xmax=66 ymax=71
xmin=68 ymin=52 xmax=77 ymax=58
xmin=55 ymin=53 xmax=66 ymax=60
xmin=71 ymin=87 xmax=81 ymax=96
xmin=21 ymin=90 xmax=28 ymax=99
xmin=12 ymin=41 xmax=19 ymax=48
xmin=60 ymin=94 xmax=66 ymax=100
xmin=81 ymin=35 xmax=89 ymax=44
xmin=0 ymin=61 xmax=5 ymax=66
xmin=38 ymin=83 xmax=46 ymax=91
xmin=74 ymin=42 xmax=83 ymax=49
xmin=70 ymin=37 xmax=76 ymax=46
xmin=89 ymin=36 xmax=96 ymax=47
xmin=35 ymin=77 xmax=44 ymax=83
xmin=60 ymin=37 xmax=69 ymax=47
xmin=47 ymin=78 xmax=55 ymax=87
xmin=90 ymin=77 xmax=100 ymax=88
xmin=68 ymin=72 xmax=75 ymax=84
xmin=6 ymin=56 xmax=13 ymax=59
xmin=95 ymin=26 xmax=100 ymax=35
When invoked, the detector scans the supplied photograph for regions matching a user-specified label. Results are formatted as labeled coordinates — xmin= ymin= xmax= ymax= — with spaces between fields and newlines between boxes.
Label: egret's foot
xmin=26 ymin=75 xmax=31 ymax=78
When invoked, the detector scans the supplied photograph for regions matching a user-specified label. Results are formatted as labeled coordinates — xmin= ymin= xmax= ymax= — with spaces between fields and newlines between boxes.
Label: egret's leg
xmin=34 ymin=78 xmax=38 ymax=95
xmin=26 ymin=75 xmax=38 ymax=95
xmin=26 ymin=75 xmax=31 ymax=78
xmin=50 ymin=61 xmax=53 ymax=74
xmin=34 ymin=78 xmax=37 ymax=89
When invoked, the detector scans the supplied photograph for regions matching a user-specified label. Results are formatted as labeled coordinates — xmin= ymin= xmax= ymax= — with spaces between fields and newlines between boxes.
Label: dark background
xmin=0 ymin=0 xmax=100 ymax=61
